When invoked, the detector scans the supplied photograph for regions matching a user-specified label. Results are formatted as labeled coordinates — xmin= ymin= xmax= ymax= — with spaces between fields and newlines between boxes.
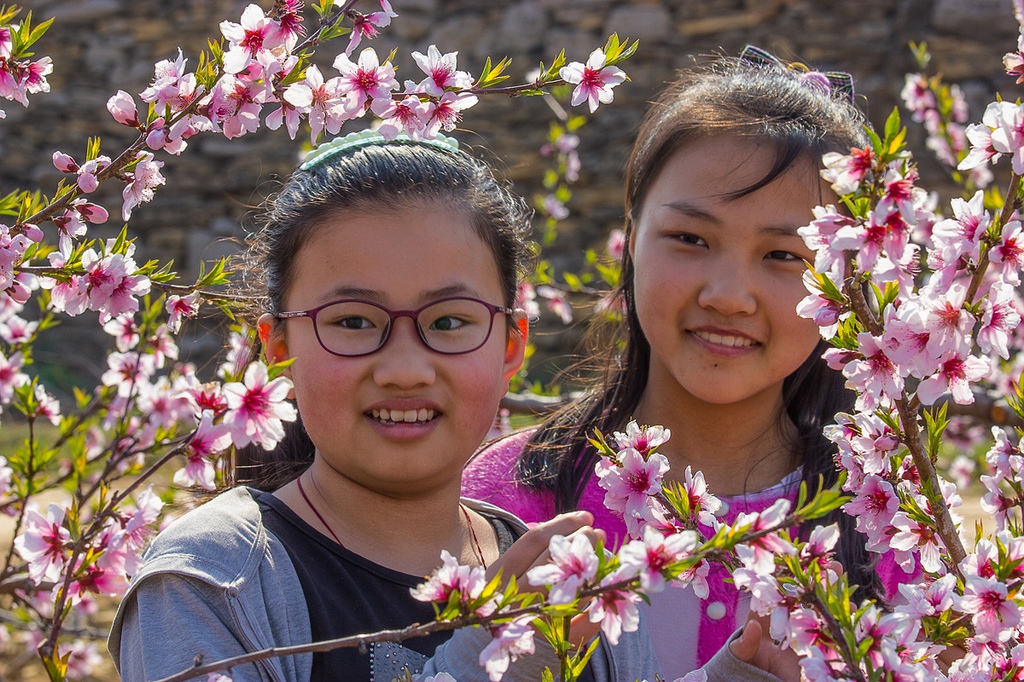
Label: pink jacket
xmin=462 ymin=430 xmax=917 ymax=675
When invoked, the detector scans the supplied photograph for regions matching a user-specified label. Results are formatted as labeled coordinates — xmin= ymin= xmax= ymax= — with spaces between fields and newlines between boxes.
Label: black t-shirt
xmin=256 ymin=492 xmax=518 ymax=681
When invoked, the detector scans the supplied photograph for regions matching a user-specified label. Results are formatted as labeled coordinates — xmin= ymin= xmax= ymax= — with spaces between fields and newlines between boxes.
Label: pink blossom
xmin=140 ymin=50 xmax=190 ymax=109
xmin=370 ymin=94 xmax=429 ymax=140
xmin=13 ymin=504 xmax=70 ymax=583
xmin=166 ymin=292 xmax=202 ymax=333
xmin=541 ymin=193 xmax=569 ymax=221
xmin=283 ymin=64 xmax=353 ymax=144
xmin=588 ymin=572 xmax=642 ymax=645
xmin=595 ymin=447 xmax=669 ymax=537
xmin=901 ymin=73 xmax=936 ymax=119
xmin=101 ymin=351 xmax=156 ymax=397
xmin=52 ymin=151 xmax=78 ymax=173
xmin=81 ymin=248 xmax=152 ymax=321
xmin=957 ymin=575 xmax=1021 ymax=642
xmin=929 ymin=190 xmax=990 ymax=274
xmin=207 ymin=69 xmax=266 ymax=140
xmin=526 ymin=533 xmax=599 ymax=604
xmin=0 ymin=26 xmax=9 ymax=59
xmin=916 ymin=352 xmax=990 ymax=406
xmin=889 ymin=511 xmax=942 ymax=573
xmin=424 ymin=91 xmax=478 ymax=136
xmin=75 ymin=156 xmax=111 ymax=194
xmin=411 ymin=46 xmax=473 ymax=97
xmin=842 ymin=333 xmax=905 ymax=410
xmin=986 ymin=100 xmax=1024 ymax=174
xmin=0 ymin=349 xmax=28 ymax=404
xmin=820 ymin=146 xmax=875 ymax=195
xmin=107 ymin=90 xmax=140 ymax=127
xmin=990 ymin=220 xmax=1024 ymax=285
xmin=978 ymin=282 xmax=1021 ymax=358
xmin=121 ymin=152 xmax=165 ymax=220
xmin=222 ymin=361 xmax=296 ymax=449
xmin=843 ymin=475 xmax=899 ymax=551
xmin=612 ymin=421 xmax=671 ymax=456
xmin=617 ymin=525 xmax=697 ymax=593
xmin=797 ymin=204 xmax=856 ymax=278
xmin=559 ymin=49 xmax=626 ymax=113
xmin=0 ymin=455 xmax=12 ymax=499
xmin=678 ymin=465 xmax=721 ymax=526
xmin=410 ymin=549 xmax=491 ymax=614
xmin=220 ymin=4 xmax=284 ymax=74
xmin=895 ymin=573 xmax=957 ymax=618
xmin=606 ymin=229 xmax=626 ymax=260
xmin=733 ymin=500 xmax=795 ymax=575
xmin=334 ymin=48 xmax=397 ymax=111
xmin=31 ymin=384 xmax=61 ymax=426
xmin=480 ymin=615 xmax=536 ymax=681
xmin=174 ymin=414 xmax=233 ymax=490
xmin=345 ymin=11 xmax=395 ymax=55
xmin=62 ymin=639 xmax=105 ymax=679
xmin=535 ymin=284 xmax=572 ymax=324
xmin=103 ymin=315 xmax=140 ymax=352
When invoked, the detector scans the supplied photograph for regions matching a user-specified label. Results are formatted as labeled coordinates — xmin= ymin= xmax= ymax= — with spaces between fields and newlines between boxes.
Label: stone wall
xmin=4 ymin=0 xmax=1017 ymax=384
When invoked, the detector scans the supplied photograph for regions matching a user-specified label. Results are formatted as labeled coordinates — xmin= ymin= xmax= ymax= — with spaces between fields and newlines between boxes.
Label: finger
xmin=486 ymin=511 xmax=595 ymax=582
xmin=729 ymin=619 xmax=762 ymax=663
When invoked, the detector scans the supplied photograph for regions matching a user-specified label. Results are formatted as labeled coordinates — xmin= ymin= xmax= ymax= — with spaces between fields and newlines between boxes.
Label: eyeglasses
xmin=275 ymin=296 xmax=514 ymax=357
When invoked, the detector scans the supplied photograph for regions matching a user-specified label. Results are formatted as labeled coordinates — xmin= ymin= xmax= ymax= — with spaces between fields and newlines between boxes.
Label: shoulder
xmin=135 ymin=486 xmax=271 ymax=586
xmin=461 ymin=429 xmax=534 ymax=495
xmin=462 ymin=429 xmax=556 ymax=523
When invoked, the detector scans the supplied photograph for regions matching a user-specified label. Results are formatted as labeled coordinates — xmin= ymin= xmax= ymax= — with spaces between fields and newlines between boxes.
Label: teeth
xmin=371 ymin=408 xmax=436 ymax=423
xmin=694 ymin=331 xmax=755 ymax=348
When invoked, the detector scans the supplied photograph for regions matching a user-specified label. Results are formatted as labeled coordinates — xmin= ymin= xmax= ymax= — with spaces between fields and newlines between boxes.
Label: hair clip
xmin=300 ymin=129 xmax=462 ymax=171
xmin=738 ymin=44 xmax=855 ymax=105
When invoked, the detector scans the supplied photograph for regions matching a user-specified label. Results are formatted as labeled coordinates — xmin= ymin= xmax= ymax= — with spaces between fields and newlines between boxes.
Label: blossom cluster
xmin=0 ymin=1 xmax=640 ymax=677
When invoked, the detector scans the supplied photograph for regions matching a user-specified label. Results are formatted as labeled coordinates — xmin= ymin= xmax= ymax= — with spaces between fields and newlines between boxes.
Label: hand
xmin=487 ymin=511 xmax=606 ymax=649
xmin=729 ymin=614 xmax=802 ymax=682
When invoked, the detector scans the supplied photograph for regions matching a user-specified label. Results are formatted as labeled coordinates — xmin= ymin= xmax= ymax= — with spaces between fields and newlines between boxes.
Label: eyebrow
xmin=321 ymin=284 xmax=477 ymax=305
xmin=661 ymin=200 xmax=805 ymax=237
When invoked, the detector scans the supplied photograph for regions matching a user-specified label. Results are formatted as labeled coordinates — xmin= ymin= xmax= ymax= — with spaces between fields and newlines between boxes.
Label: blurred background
xmin=3 ymin=0 xmax=1016 ymax=391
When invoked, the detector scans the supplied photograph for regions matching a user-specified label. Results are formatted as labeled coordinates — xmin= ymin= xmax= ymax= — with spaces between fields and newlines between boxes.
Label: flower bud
xmin=52 ymin=151 xmax=78 ymax=173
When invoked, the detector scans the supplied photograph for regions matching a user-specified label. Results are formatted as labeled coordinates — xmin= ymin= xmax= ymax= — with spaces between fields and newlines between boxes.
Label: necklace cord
xmin=296 ymin=475 xmax=489 ymax=569
xmin=297 ymin=475 xmax=345 ymax=547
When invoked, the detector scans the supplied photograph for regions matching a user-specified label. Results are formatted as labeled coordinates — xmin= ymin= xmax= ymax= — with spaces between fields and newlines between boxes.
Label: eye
xmin=335 ymin=315 xmax=375 ymax=330
xmin=428 ymin=315 xmax=467 ymax=332
xmin=765 ymin=250 xmax=804 ymax=262
xmin=676 ymin=233 xmax=707 ymax=247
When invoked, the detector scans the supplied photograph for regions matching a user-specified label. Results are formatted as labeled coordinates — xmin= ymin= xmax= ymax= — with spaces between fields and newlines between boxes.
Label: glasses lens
xmin=417 ymin=299 xmax=494 ymax=354
xmin=315 ymin=301 xmax=391 ymax=355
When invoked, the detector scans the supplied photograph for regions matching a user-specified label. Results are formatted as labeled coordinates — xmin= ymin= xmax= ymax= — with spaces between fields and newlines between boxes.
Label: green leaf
xmin=883 ymin=106 xmax=902 ymax=143
xmin=865 ymin=125 xmax=884 ymax=158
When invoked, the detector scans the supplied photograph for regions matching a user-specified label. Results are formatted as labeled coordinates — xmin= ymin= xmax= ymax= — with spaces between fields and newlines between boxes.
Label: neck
xmin=633 ymin=379 xmax=798 ymax=496
xmin=275 ymin=459 xmax=496 ymax=576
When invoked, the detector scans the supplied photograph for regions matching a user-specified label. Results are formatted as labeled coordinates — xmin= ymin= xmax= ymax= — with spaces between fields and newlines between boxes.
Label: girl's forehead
xmin=288 ymin=204 xmax=503 ymax=306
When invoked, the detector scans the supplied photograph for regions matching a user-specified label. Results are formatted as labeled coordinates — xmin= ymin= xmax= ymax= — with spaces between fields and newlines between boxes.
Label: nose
xmin=695 ymin=261 xmax=757 ymax=317
xmin=371 ymin=317 xmax=436 ymax=389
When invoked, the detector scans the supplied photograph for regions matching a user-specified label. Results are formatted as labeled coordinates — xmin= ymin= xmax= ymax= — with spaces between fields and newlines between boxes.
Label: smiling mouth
xmin=370 ymin=408 xmax=438 ymax=425
xmin=692 ymin=330 xmax=758 ymax=348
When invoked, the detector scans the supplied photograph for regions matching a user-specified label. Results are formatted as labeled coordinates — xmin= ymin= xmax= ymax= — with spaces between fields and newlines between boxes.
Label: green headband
xmin=299 ymin=129 xmax=462 ymax=171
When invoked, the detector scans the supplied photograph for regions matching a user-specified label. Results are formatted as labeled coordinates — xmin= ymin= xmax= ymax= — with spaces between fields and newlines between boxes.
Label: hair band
xmin=739 ymin=44 xmax=856 ymax=105
xmin=300 ymin=129 xmax=462 ymax=171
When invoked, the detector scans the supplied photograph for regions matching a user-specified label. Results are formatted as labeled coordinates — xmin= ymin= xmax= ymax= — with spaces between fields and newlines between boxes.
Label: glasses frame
xmin=274 ymin=296 xmax=514 ymax=357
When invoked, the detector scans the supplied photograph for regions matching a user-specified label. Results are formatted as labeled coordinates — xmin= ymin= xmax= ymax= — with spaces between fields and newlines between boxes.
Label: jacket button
xmin=706 ymin=601 xmax=727 ymax=620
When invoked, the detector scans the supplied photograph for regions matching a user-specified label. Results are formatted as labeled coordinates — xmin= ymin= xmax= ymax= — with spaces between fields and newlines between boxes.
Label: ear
xmin=257 ymin=313 xmax=291 ymax=365
xmin=502 ymin=313 xmax=529 ymax=384
xmin=627 ymin=213 xmax=638 ymax=260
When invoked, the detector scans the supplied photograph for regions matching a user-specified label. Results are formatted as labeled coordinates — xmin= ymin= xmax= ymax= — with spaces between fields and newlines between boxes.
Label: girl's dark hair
xmin=519 ymin=55 xmax=885 ymax=602
xmin=235 ymin=137 xmax=534 ymax=491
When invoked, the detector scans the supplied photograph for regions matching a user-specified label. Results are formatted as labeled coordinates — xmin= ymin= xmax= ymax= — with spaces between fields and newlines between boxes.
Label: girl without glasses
xmin=463 ymin=51 xmax=918 ymax=680
xmin=108 ymin=133 xmax=656 ymax=682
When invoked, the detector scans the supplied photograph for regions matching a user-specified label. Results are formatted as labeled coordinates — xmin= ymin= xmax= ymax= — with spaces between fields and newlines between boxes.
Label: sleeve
xmin=700 ymin=630 xmax=784 ymax=682
xmin=114 ymin=573 xmax=275 ymax=682
xmin=421 ymin=625 xmax=561 ymax=681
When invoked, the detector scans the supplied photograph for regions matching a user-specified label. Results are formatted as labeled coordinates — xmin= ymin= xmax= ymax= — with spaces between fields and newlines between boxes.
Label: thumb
xmin=729 ymin=618 xmax=762 ymax=663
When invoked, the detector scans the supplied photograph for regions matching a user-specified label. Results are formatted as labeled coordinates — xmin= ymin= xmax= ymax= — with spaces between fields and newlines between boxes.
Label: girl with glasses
xmin=108 ymin=132 xmax=656 ymax=681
